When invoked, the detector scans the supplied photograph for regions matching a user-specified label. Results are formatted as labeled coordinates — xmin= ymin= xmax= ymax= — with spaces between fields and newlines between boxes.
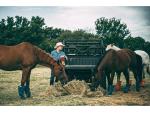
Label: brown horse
xmin=0 ymin=42 xmax=68 ymax=99
xmin=91 ymin=49 xmax=143 ymax=95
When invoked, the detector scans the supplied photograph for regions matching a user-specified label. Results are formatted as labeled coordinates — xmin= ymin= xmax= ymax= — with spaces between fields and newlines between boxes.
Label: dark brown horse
xmin=91 ymin=49 xmax=143 ymax=95
xmin=0 ymin=42 xmax=68 ymax=99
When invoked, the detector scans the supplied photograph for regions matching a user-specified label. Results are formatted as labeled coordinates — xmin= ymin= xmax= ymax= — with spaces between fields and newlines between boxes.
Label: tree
xmin=0 ymin=16 xmax=46 ymax=45
xmin=95 ymin=17 xmax=130 ymax=48
xmin=0 ymin=15 xmax=149 ymax=55
xmin=28 ymin=16 xmax=46 ymax=45
xmin=143 ymin=41 xmax=150 ymax=56
xmin=0 ymin=19 xmax=6 ymax=44
xmin=44 ymin=27 xmax=64 ymax=39
xmin=58 ymin=29 xmax=100 ymax=41
xmin=124 ymin=36 xmax=145 ymax=50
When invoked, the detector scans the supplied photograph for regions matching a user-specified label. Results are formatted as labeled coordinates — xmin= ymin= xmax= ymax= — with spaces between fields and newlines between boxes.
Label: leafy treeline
xmin=0 ymin=16 xmax=150 ymax=55
xmin=95 ymin=17 xmax=150 ymax=55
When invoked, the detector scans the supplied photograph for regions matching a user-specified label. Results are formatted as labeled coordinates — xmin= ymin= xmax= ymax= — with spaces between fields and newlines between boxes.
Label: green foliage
xmin=0 ymin=16 xmax=46 ymax=45
xmin=95 ymin=17 xmax=130 ymax=48
xmin=124 ymin=36 xmax=145 ymax=50
xmin=57 ymin=29 xmax=100 ymax=41
xmin=143 ymin=41 xmax=150 ymax=55
xmin=0 ymin=16 xmax=65 ymax=52
xmin=44 ymin=26 xmax=64 ymax=40
xmin=0 ymin=16 xmax=150 ymax=55
xmin=38 ymin=38 xmax=53 ymax=52
xmin=124 ymin=36 xmax=150 ymax=55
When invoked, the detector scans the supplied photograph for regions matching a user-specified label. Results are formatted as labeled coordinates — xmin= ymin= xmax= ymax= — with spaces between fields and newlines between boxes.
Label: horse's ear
xmin=111 ymin=43 xmax=115 ymax=46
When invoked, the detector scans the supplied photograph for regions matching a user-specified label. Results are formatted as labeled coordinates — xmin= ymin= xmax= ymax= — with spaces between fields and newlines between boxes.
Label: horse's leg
xmin=90 ymin=71 xmax=102 ymax=91
xmin=115 ymin=72 xmax=122 ymax=91
xmin=147 ymin=65 xmax=150 ymax=75
xmin=100 ymin=72 xmax=107 ymax=90
xmin=117 ymin=72 xmax=121 ymax=83
xmin=50 ymin=67 xmax=55 ymax=85
xmin=142 ymin=65 xmax=145 ymax=79
xmin=25 ymin=69 xmax=31 ymax=98
xmin=132 ymin=69 xmax=140 ymax=92
xmin=140 ymin=64 xmax=145 ymax=87
xmin=18 ymin=67 xmax=30 ymax=99
xmin=107 ymin=72 xmax=114 ymax=95
xmin=55 ymin=77 xmax=58 ymax=82
xmin=123 ymin=69 xmax=130 ymax=93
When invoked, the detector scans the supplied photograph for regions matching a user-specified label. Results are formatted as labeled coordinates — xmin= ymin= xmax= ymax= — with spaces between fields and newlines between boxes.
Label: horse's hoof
xmin=123 ymin=87 xmax=129 ymax=93
xmin=25 ymin=86 xmax=31 ymax=98
xmin=107 ymin=92 xmax=112 ymax=95
xmin=107 ymin=85 xmax=113 ymax=95
xmin=136 ymin=88 xmax=140 ymax=92
xmin=20 ymin=96 xmax=26 ymax=99
xmin=136 ymin=82 xmax=140 ymax=92
xmin=26 ymin=92 xmax=31 ymax=98
xmin=123 ymin=89 xmax=128 ymax=93
xmin=18 ymin=85 xmax=25 ymax=99
xmin=136 ymin=90 xmax=140 ymax=92
xmin=90 ymin=87 xmax=96 ymax=91
xmin=123 ymin=90 xmax=128 ymax=93
xmin=108 ymin=94 xmax=112 ymax=97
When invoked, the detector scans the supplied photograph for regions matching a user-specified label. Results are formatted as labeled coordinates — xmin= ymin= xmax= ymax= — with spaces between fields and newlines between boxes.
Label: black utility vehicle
xmin=63 ymin=39 xmax=105 ymax=82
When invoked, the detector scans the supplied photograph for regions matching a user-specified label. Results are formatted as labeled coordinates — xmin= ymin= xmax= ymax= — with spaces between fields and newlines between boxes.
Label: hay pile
xmin=63 ymin=80 xmax=88 ymax=96
xmin=41 ymin=80 xmax=106 ymax=97
xmin=44 ymin=82 xmax=68 ymax=97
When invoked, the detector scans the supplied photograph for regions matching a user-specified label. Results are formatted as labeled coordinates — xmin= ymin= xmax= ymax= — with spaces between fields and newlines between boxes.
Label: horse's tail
xmin=147 ymin=64 xmax=150 ymax=75
xmin=136 ymin=54 xmax=143 ymax=82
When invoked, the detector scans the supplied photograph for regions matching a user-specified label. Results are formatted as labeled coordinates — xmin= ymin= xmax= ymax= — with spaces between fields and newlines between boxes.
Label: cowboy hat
xmin=54 ymin=42 xmax=65 ymax=49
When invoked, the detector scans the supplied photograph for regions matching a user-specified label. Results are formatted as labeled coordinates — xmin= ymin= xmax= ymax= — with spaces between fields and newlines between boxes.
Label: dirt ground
xmin=0 ymin=66 xmax=150 ymax=106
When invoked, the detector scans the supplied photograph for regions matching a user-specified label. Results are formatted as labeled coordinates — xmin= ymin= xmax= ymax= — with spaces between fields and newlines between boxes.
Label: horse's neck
xmin=96 ymin=51 xmax=109 ymax=72
xmin=36 ymin=48 xmax=56 ymax=67
xmin=113 ymin=46 xmax=121 ymax=51
xmin=98 ymin=60 xmax=105 ymax=71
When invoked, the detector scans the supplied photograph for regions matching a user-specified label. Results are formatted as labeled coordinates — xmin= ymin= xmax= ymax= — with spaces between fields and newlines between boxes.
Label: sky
xmin=0 ymin=6 xmax=150 ymax=41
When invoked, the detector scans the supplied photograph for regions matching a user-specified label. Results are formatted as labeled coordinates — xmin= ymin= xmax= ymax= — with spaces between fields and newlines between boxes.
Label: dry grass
xmin=0 ymin=66 xmax=150 ymax=106
xmin=41 ymin=80 xmax=106 ymax=98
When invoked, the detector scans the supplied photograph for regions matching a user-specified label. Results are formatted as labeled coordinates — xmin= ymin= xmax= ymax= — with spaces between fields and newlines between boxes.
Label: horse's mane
xmin=94 ymin=49 xmax=114 ymax=73
xmin=33 ymin=45 xmax=53 ymax=61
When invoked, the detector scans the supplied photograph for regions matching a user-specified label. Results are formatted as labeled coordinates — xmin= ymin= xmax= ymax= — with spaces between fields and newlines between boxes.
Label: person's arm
xmin=60 ymin=51 xmax=68 ymax=60
xmin=51 ymin=51 xmax=54 ymax=57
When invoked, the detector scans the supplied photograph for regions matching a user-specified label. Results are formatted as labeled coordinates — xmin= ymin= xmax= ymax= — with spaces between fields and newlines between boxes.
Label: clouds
xmin=0 ymin=6 xmax=150 ymax=41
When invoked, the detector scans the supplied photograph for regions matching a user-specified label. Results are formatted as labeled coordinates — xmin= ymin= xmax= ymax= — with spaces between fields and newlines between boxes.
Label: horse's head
xmin=106 ymin=43 xmax=120 ymax=51
xmin=106 ymin=43 xmax=114 ymax=51
xmin=53 ymin=60 xmax=68 ymax=85
xmin=57 ymin=64 xmax=68 ymax=85
xmin=90 ymin=69 xmax=106 ymax=91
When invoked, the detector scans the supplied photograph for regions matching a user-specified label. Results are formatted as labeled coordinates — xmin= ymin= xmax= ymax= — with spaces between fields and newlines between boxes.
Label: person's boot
xmin=50 ymin=75 xmax=55 ymax=85
xmin=18 ymin=85 xmax=25 ymax=99
xmin=25 ymin=86 xmax=31 ymax=98
xmin=50 ymin=80 xmax=54 ymax=85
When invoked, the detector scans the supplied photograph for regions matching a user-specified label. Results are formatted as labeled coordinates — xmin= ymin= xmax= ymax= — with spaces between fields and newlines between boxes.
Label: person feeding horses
xmin=50 ymin=42 xmax=67 ymax=85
